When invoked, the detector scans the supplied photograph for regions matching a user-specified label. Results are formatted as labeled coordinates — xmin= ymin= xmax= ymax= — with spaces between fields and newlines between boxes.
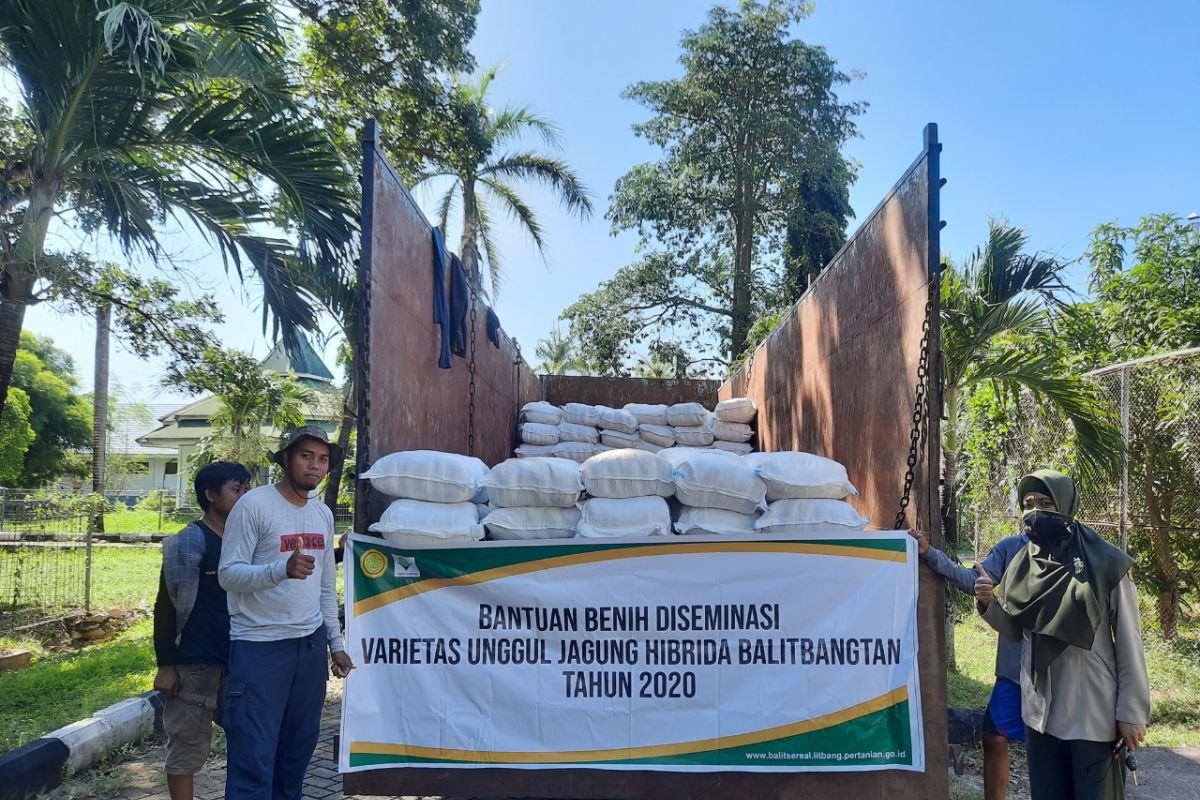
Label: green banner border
xmin=349 ymin=699 xmax=913 ymax=769
xmin=351 ymin=536 xmax=907 ymax=608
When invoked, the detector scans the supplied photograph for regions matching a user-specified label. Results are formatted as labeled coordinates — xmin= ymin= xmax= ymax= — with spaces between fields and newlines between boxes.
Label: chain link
xmin=467 ymin=303 xmax=478 ymax=457
xmin=894 ymin=286 xmax=935 ymax=531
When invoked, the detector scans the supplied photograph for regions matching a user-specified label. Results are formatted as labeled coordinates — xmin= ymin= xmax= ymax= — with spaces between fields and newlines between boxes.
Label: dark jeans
xmin=224 ymin=628 xmax=328 ymax=800
xmin=1027 ymin=727 xmax=1126 ymax=800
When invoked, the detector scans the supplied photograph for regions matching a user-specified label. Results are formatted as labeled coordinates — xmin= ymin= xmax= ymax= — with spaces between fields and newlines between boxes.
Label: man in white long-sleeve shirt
xmin=218 ymin=426 xmax=355 ymax=800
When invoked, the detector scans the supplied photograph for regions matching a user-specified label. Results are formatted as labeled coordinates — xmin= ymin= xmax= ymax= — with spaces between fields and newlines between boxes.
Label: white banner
xmin=340 ymin=531 xmax=923 ymax=772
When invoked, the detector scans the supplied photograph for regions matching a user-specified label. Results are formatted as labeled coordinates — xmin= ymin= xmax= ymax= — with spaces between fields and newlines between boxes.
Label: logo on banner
xmin=359 ymin=549 xmax=388 ymax=579
xmin=393 ymin=555 xmax=421 ymax=578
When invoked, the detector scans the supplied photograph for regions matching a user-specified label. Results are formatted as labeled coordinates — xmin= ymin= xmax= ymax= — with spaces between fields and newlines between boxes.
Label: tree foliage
xmin=0 ymin=387 xmax=35 ymax=485
xmin=568 ymin=0 xmax=861 ymax=371
xmin=9 ymin=332 xmax=92 ymax=486
xmin=1062 ymin=215 xmax=1200 ymax=639
xmin=1063 ymin=214 xmax=1200 ymax=367
xmin=960 ymin=214 xmax=1200 ymax=640
xmin=165 ymin=347 xmax=316 ymax=477
xmin=43 ymin=257 xmax=223 ymax=367
xmin=296 ymin=0 xmax=480 ymax=182
xmin=940 ymin=223 xmax=1122 ymax=545
xmin=416 ymin=66 xmax=593 ymax=297
xmin=0 ymin=0 xmax=359 ymax=420
xmin=534 ymin=327 xmax=586 ymax=376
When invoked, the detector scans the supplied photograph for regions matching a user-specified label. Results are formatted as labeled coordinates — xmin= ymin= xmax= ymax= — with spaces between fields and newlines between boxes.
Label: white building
xmin=134 ymin=337 xmax=340 ymax=501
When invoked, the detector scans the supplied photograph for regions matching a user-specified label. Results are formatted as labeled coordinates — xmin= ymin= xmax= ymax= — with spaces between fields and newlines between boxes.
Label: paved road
xmin=44 ymin=684 xmax=1200 ymax=800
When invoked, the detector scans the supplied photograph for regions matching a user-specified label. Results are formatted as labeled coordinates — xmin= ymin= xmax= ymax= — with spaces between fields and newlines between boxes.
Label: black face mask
xmin=1023 ymin=510 xmax=1073 ymax=544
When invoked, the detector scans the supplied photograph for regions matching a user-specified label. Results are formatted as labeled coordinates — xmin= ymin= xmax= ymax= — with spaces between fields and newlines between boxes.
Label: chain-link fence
xmin=0 ymin=541 xmax=91 ymax=633
xmin=1 ymin=487 xmax=355 ymax=635
xmin=961 ymin=346 xmax=1200 ymax=635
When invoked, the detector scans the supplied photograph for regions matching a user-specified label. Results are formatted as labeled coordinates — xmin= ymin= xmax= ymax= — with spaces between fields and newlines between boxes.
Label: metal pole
xmin=84 ymin=519 xmax=93 ymax=613
xmin=973 ymin=506 xmax=981 ymax=561
xmin=1118 ymin=367 xmax=1130 ymax=552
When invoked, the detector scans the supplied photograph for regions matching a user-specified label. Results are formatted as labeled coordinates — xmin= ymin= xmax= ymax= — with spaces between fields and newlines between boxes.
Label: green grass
xmin=87 ymin=546 xmax=162 ymax=611
xmin=948 ymin=608 xmax=1200 ymax=747
xmin=101 ymin=510 xmax=193 ymax=535
xmin=0 ymin=619 xmax=156 ymax=751
xmin=0 ymin=547 xmax=341 ymax=753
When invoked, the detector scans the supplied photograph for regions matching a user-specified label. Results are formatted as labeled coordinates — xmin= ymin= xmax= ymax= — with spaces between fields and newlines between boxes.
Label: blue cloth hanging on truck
xmin=486 ymin=307 xmax=501 ymax=348
xmin=449 ymin=253 xmax=470 ymax=357
xmin=431 ymin=228 xmax=452 ymax=369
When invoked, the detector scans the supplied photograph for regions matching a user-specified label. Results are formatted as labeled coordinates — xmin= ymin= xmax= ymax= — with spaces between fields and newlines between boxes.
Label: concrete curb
xmin=0 ymin=691 xmax=163 ymax=800
xmin=0 ymin=533 xmax=168 ymax=544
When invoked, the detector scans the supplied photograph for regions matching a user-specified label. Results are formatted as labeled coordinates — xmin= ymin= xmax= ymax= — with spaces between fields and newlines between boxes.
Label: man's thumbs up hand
xmin=287 ymin=537 xmax=316 ymax=579
xmin=973 ymin=562 xmax=995 ymax=608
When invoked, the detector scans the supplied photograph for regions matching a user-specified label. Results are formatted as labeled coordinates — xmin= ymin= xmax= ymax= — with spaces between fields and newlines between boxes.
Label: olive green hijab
xmin=995 ymin=469 xmax=1134 ymax=685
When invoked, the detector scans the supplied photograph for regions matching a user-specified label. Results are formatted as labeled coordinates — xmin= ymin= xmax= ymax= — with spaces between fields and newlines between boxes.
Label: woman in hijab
xmin=977 ymin=469 xmax=1150 ymax=800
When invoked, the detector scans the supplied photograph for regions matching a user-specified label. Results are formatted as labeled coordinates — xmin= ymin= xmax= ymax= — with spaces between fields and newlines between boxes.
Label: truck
xmin=346 ymin=119 xmax=947 ymax=799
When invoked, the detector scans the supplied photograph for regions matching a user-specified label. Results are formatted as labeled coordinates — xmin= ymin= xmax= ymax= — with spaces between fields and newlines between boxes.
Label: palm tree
xmin=635 ymin=358 xmax=673 ymax=379
xmin=170 ymin=346 xmax=316 ymax=479
xmin=941 ymin=222 xmax=1122 ymax=545
xmin=535 ymin=327 xmax=585 ymax=375
xmin=0 ymin=1 xmax=358 ymax=420
xmin=417 ymin=66 xmax=593 ymax=297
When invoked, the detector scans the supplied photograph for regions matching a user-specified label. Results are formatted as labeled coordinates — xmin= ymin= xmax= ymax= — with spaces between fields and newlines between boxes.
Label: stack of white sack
xmin=578 ymin=449 xmax=674 ymax=538
xmin=551 ymin=441 xmax=596 ymax=464
xmin=673 ymin=413 xmax=715 ymax=447
xmin=741 ymin=452 xmax=867 ymax=534
xmin=555 ymin=403 xmax=603 ymax=461
xmin=517 ymin=402 xmax=562 ymax=448
xmin=712 ymin=397 xmax=756 ymax=454
xmin=558 ymin=421 xmax=600 ymax=444
xmin=624 ymin=403 xmax=670 ymax=426
xmin=715 ymin=397 xmax=758 ymax=424
xmin=478 ymin=457 xmax=582 ymax=540
xmin=662 ymin=448 xmax=764 ymax=534
xmin=521 ymin=401 xmax=563 ymax=425
xmin=666 ymin=402 xmax=709 ymax=427
xmin=562 ymin=402 xmax=603 ymax=427
xmin=638 ymin=424 xmax=676 ymax=448
xmin=595 ymin=406 xmax=641 ymax=449
xmin=361 ymin=451 xmax=488 ymax=544
xmin=513 ymin=397 xmax=761 ymax=457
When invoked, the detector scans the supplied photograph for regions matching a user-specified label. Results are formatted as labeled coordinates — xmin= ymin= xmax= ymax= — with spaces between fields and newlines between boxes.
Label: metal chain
xmin=894 ymin=285 xmax=935 ymax=531
xmin=467 ymin=303 xmax=478 ymax=456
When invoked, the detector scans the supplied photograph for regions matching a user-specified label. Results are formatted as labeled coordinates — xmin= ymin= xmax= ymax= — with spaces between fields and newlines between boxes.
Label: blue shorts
xmin=984 ymin=677 xmax=1026 ymax=742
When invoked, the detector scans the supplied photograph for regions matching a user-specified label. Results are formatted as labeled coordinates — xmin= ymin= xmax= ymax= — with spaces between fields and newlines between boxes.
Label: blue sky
xmin=17 ymin=0 xmax=1200 ymax=403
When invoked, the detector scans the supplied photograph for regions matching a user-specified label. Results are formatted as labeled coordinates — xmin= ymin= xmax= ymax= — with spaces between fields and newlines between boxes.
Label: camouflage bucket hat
xmin=272 ymin=424 xmax=344 ymax=466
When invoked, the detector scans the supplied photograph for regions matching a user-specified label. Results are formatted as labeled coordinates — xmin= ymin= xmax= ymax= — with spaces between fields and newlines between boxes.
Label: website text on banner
xmin=340 ymin=532 xmax=924 ymax=773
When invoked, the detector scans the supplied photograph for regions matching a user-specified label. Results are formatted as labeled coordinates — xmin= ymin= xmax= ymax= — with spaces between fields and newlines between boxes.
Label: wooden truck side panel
xmin=350 ymin=122 xmax=946 ymax=799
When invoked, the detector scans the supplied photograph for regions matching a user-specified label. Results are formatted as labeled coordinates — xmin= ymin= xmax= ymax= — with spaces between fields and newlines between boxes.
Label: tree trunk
xmin=1143 ymin=445 xmax=1181 ymax=640
xmin=324 ymin=379 xmax=355 ymax=517
xmin=730 ymin=175 xmax=754 ymax=360
xmin=942 ymin=385 xmax=961 ymax=550
xmin=0 ymin=177 xmax=59 ymax=420
xmin=92 ymin=302 xmax=111 ymax=533
xmin=942 ymin=384 xmax=961 ymax=672
xmin=0 ymin=298 xmax=28 ymax=422
xmin=459 ymin=179 xmax=484 ymax=294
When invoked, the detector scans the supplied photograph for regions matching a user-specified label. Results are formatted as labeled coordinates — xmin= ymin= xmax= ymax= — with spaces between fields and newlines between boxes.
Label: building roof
xmin=111 ymin=403 xmax=181 ymax=456
xmin=135 ymin=338 xmax=339 ymax=451
xmin=261 ymin=335 xmax=336 ymax=386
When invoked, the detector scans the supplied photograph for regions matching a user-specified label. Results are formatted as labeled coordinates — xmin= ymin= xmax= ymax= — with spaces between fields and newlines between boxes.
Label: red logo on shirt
xmin=279 ymin=533 xmax=327 ymax=552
